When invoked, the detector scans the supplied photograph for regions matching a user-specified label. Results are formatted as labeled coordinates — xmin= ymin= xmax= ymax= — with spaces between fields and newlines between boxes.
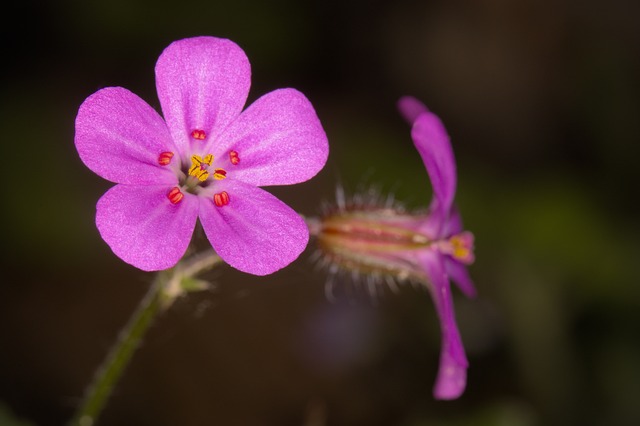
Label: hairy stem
xmin=68 ymin=250 xmax=221 ymax=426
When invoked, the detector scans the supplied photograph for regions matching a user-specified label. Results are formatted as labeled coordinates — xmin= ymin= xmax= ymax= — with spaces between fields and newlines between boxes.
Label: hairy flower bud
xmin=317 ymin=208 xmax=430 ymax=281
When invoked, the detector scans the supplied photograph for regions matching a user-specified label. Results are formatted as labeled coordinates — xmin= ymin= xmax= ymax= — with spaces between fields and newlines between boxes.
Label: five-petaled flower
xmin=75 ymin=36 xmax=329 ymax=275
xmin=316 ymin=96 xmax=476 ymax=399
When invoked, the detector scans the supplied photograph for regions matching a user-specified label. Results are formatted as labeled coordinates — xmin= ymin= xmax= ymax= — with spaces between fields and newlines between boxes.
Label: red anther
xmin=167 ymin=187 xmax=184 ymax=204
xmin=213 ymin=168 xmax=227 ymax=179
xmin=158 ymin=151 xmax=174 ymax=166
xmin=229 ymin=150 xmax=240 ymax=165
xmin=214 ymin=191 xmax=230 ymax=207
xmin=191 ymin=129 xmax=206 ymax=140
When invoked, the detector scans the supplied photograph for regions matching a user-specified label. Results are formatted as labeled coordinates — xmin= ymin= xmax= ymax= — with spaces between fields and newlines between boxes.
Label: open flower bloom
xmin=316 ymin=96 xmax=475 ymax=399
xmin=75 ymin=36 xmax=328 ymax=275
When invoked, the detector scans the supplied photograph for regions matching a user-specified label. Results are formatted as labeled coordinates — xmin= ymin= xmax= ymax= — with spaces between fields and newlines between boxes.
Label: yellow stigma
xmin=188 ymin=154 xmax=214 ymax=182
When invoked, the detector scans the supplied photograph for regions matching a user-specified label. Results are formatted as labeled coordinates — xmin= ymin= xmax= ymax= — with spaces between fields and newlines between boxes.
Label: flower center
xmin=157 ymin=130 xmax=241 ymax=207
xmin=188 ymin=154 xmax=227 ymax=182
xmin=436 ymin=231 xmax=475 ymax=264
xmin=158 ymin=150 xmax=232 ymax=206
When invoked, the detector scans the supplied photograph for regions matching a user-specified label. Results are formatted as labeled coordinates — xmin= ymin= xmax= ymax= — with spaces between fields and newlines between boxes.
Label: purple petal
xmin=155 ymin=36 xmax=251 ymax=158
xmin=96 ymin=184 xmax=199 ymax=271
xmin=411 ymin=111 xmax=457 ymax=229
xmin=397 ymin=96 xmax=428 ymax=125
xmin=75 ymin=87 xmax=178 ymax=185
xmin=419 ymin=251 xmax=469 ymax=400
xmin=445 ymin=258 xmax=477 ymax=298
xmin=445 ymin=206 xmax=464 ymax=235
xmin=417 ymin=204 xmax=446 ymax=241
xmin=198 ymin=180 xmax=309 ymax=275
xmin=211 ymin=88 xmax=329 ymax=186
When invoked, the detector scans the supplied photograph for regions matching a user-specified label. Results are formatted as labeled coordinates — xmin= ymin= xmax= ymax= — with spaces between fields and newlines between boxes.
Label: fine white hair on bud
xmin=316 ymin=253 xmax=408 ymax=305
xmin=320 ymin=184 xmax=408 ymax=216
xmin=311 ymin=185 xmax=427 ymax=303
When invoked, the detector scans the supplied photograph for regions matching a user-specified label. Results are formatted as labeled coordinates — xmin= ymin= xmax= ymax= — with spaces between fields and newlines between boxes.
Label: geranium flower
xmin=316 ymin=96 xmax=475 ymax=399
xmin=397 ymin=96 xmax=476 ymax=399
xmin=75 ymin=36 xmax=328 ymax=275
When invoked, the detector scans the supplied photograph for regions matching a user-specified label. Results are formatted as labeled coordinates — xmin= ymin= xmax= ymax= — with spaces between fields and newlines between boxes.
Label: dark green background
xmin=1 ymin=1 xmax=639 ymax=425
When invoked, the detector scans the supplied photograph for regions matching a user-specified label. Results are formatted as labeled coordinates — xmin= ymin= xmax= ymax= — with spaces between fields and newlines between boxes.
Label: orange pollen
xmin=214 ymin=191 xmax=230 ymax=207
xmin=213 ymin=168 xmax=227 ymax=180
xmin=158 ymin=151 xmax=174 ymax=166
xmin=167 ymin=187 xmax=184 ymax=204
xmin=191 ymin=129 xmax=206 ymax=140
xmin=229 ymin=150 xmax=240 ymax=165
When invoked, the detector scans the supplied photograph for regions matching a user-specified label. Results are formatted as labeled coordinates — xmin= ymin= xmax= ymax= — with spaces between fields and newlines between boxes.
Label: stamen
xmin=441 ymin=231 xmax=475 ymax=264
xmin=191 ymin=129 xmax=206 ymax=140
xmin=167 ymin=187 xmax=184 ymax=204
xmin=214 ymin=191 xmax=230 ymax=207
xmin=229 ymin=150 xmax=240 ymax=165
xmin=189 ymin=154 xmax=214 ymax=182
xmin=213 ymin=168 xmax=227 ymax=180
xmin=158 ymin=151 xmax=174 ymax=166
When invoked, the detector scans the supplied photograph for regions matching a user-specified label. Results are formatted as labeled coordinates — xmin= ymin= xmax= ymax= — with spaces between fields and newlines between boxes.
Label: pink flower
xmin=398 ymin=96 xmax=476 ymax=399
xmin=75 ymin=36 xmax=328 ymax=275
xmin=316 ymin=96 xmax=475 ymax=399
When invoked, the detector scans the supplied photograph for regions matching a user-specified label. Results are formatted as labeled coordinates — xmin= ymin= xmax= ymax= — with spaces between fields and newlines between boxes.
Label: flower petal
xmin=419 ymin=251 xmax=469 ymax=400
xmin=411 ymin=109 xmax=457 ymax=234
xmin=75 ymin=87 xmax=178 ymax=185
xmin=446 ymin=258 xmax=477 ymax=298
xmin=96 ymin=184 xmax=199 ymax=271
xmin=397 ymin=95 xmax=428 ymax=125
xmin=212 ymin=88 xmax=329 ymax=186
xmin=198 ymin=180 xmax=309 ymax=275
xmin=155 ymin=36 xmax=251 ymax=158
xmin=445 ymin=206 xmax=464 ymax=235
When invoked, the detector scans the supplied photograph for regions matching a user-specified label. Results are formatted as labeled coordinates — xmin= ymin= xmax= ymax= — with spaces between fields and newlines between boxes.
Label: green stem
xmin=68 ymin=250 xmax=221 ymax=426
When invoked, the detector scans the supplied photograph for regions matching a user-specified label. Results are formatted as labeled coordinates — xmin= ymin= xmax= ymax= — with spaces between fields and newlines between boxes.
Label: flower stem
xmin=68 ymin=250 xmax=221 ymax=426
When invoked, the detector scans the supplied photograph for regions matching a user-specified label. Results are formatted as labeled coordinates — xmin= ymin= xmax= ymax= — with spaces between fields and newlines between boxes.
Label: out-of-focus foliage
xmin=0 ymin=403 xmax=36 ymax=426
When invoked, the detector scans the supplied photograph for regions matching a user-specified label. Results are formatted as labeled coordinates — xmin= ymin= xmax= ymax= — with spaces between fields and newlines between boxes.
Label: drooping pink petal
xmin=155 ymin=36 xmax=251 ymax=158
xmin=75 ymin=87 xmax=178 ymax=185
xmin=96 ymin=184 xmax=199 ymax=271
xmin=411 ymin=111 xmax=457 ymax=230
xmin=211 ymin=88 xmax=329 ymax=186
xmin=417 ymin=204 xmax=446 ymax=241
xmin=445 ymin=206 xmax=464 ymax=236
xmin=397 ymin=96 xmax=428 ymax=125
xmin=198 ymin=179 xmax=309 ymax=275
xmin=419 ymin=251 xmax=469 ymax=400
xmin=445 ymin=258 xmax=477 ymax=298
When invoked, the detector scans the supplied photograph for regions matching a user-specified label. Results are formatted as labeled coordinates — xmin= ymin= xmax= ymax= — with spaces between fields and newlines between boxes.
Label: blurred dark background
xmin=1 ymin=0 xmax=639 ymax=425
